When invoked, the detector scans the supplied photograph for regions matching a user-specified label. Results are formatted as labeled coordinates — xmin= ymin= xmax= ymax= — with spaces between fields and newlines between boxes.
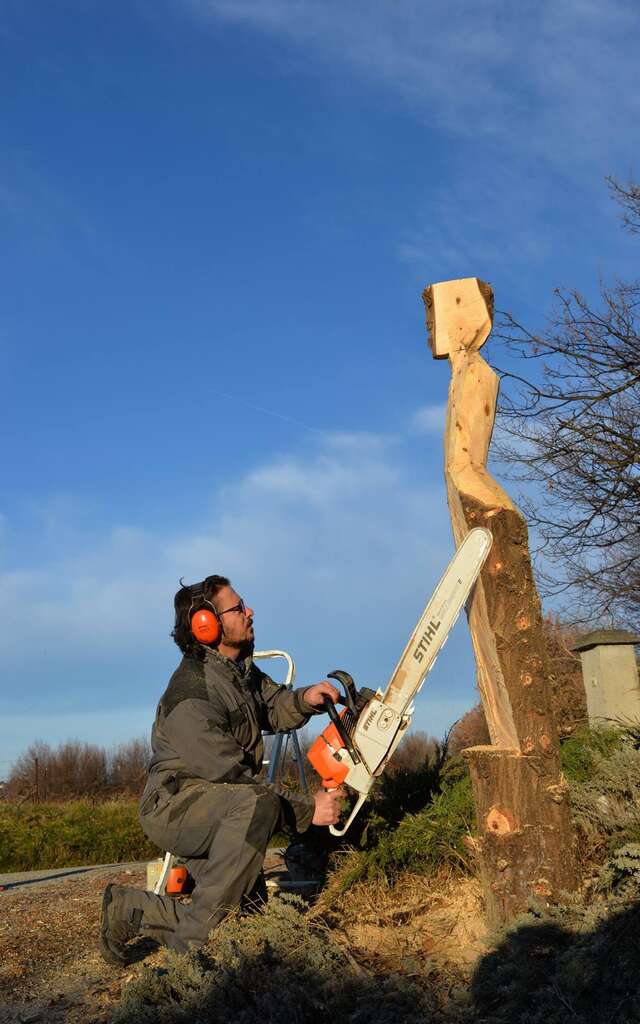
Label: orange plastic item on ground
xmin=166 ymin=866 xmax=189 ymax=895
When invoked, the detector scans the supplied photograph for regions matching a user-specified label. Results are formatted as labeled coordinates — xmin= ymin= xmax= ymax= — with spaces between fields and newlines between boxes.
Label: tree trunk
xmin=423 ymin=277 xmax=578 ymax=930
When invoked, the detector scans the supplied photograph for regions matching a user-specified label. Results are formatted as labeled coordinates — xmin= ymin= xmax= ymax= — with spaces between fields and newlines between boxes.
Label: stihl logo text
xmin=412 ymin=619 xmax=441 ymax=662
xmin=361 ymin=707 xmax=377 ymax=732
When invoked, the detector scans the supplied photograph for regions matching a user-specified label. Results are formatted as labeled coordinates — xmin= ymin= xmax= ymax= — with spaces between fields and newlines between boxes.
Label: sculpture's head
xmin=422 ymin=277 xmax=494 ymax=359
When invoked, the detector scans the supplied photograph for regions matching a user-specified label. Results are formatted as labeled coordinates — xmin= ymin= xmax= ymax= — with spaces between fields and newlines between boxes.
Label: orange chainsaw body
xmin=308 ymin=713 xmax=350 ymax=789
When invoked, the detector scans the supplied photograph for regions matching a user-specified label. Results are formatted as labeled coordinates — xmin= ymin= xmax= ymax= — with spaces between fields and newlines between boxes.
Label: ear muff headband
xmin=185 ymin=582 xmax=222 ymax=646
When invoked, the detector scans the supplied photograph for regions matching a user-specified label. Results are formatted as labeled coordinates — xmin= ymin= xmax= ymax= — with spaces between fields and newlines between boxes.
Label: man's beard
xmin=223 ymin=635 xmax=254 ymax=658
xmin=239 ymin=637 xmax=254 ymax=658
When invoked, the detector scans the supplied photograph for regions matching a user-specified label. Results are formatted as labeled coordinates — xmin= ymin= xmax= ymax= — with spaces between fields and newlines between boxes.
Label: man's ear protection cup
xmin=190 ymin=607 xmax=221 ymax=645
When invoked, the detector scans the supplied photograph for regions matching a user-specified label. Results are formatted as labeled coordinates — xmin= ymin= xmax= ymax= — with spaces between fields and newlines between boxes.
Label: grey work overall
xmin=118 ymin=649 xmax=316 ymax=952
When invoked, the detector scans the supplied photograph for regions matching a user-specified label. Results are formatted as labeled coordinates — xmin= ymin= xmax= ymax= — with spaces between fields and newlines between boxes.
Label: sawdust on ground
xmin=319 ymin=872 xmax=488 ymax=986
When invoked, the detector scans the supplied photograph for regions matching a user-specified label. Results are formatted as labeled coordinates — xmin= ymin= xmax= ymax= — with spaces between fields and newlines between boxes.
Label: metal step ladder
xmin=260 ymin=649 xmax=308 ymax=792
xmin=153 ymin=648 xmax=306 ymax=895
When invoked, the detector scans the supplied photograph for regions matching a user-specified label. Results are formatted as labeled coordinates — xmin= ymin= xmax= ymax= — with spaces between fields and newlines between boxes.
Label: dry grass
xmin=315 ymin=857 xmax=488 ymax=977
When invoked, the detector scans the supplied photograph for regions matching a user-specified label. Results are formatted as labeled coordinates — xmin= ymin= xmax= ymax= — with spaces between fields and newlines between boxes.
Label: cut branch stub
xmin=486 ymin=806 xmax=516 ymax=835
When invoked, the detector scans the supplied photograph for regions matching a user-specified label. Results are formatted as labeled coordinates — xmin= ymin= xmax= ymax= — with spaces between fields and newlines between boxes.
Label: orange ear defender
xmin=185 ymin=580 xmax=222 ymax=646
xmin=191 ymin=607 xmax=221 ymax=645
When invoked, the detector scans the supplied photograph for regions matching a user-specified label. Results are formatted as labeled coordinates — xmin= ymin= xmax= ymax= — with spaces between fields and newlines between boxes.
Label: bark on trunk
xmin=423 ymin=277 xmax=578 ymax=930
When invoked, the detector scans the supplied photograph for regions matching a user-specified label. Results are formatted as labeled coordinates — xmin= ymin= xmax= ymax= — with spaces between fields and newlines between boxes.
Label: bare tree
xmin=387 ymin=730 xmax=440 ymax=774
xmin=492 ymin=179 xmax=640 ymax=630
xmin=108 ymin=737 xmax=151 ymax=795
xmin=6 ymin=741 xmax=52 ymax=801
xmin=543 ymin=614 xmax=588 ymax=736
xmin=607 ymin=176 xmax=640 ymax=234
xmin=5 ymin=736 xmax=149 ymax=801
xmin=448 ymin=704 xmax=490 ymax=754
xmin=6 ymin=739 xmax=108 ymax=801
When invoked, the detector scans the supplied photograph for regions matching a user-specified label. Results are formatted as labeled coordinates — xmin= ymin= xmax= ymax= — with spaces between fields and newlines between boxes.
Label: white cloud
xmin=183 ymin=0 xmax=640 ymax=175
xmin=0 ymin=429 xmax=480 ymax=763
xmin=0 ymin=433 xmax=445 ymax=660
xmin=411 ymin=403 xmax=446 ymax=435
xmin=0 ymin=428 xmax=487 ymax=765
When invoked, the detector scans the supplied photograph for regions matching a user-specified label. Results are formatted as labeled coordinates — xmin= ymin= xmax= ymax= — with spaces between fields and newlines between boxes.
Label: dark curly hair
xmin=172 ymin=574 xmax=230 ymax=660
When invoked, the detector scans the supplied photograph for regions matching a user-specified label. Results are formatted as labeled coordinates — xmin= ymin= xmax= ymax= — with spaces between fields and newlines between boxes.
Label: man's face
xmin=213 ymin=585 xmax=255 ymax=653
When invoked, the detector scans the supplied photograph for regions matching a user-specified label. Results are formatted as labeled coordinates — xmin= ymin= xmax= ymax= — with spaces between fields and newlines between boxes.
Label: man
xmin=99 ymin=575 xmax=342 ymax=964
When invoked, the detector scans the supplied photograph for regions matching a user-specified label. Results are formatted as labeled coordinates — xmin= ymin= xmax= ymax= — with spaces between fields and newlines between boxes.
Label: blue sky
xmin=1 ymin=0 xmax=639 ymax=774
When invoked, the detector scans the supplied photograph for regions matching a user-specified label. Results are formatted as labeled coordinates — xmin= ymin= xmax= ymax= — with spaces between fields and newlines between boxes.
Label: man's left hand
xmin=304 ymin=681 xmax=340 ymax=709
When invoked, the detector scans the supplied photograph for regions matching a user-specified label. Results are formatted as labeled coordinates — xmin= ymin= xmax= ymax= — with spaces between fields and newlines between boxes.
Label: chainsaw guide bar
xmin=307 ymin=527 xmax=492 ymax=836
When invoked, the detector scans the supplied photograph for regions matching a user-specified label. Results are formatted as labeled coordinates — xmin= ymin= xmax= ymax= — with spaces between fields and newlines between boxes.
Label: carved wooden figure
xmin=423 ymin=277 xmax=577 ymax=929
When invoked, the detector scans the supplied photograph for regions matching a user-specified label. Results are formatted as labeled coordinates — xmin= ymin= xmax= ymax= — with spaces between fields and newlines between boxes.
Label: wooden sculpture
xmin=423 ymin=277 xmax=577 ymax=929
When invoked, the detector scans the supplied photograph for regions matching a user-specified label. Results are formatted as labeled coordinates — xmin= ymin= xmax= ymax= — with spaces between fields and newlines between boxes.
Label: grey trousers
xmin=121 ymin=782 xmax=283 ymax=953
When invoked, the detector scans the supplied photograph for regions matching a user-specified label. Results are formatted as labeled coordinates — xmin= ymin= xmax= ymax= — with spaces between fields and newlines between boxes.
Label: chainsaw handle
xmin=328 ymin=669 xmax=377 ymax=714
xmin=327 ymin=670 xmax=358 ymax=714
xmin=329 ymin=791 xmax=369 ymax=837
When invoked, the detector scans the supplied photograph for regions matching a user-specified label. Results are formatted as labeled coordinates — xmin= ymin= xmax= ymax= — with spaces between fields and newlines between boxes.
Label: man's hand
xmin=304 ymin=681 xmax=340 ymax=709
xmin=312 ymin=787 xmax=345 ymax=826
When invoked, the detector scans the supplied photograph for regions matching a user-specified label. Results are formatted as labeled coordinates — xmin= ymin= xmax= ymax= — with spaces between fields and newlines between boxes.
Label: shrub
xmin=560 ymin=725 xmax=621 ymax=783
xmin=386 ymin=730 xmax=441 ymax=773
xmin=339 ymin=757 xmax=475 ymax=887
xmin=568 ymin=738 xmax=640 ymax=859
xmin=597 ymin=842 xmax=640 ymax=899
xmin=448 ymin=703 xmax=490 ymax=753
xmin=0 ymin=800 xmax=158 ymax=871
xmin=543 ymin=614 xmax=588 ymax=736
xmin=114 ymin=895 xmax=432 ymax=1024
xmin=472 ymin=880 xmax=640 ymax=1023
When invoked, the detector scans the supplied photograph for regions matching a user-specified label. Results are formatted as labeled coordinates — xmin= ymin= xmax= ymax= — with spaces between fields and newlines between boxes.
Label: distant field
xmin=0 ymin=801 xmax=159 ymax=872
xmin=0 ymin=800 xmax=291 ymax=872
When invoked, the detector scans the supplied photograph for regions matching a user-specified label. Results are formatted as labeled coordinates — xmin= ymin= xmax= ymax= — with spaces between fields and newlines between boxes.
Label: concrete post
xmin=570 ymin=630 xmax=640 ymax=725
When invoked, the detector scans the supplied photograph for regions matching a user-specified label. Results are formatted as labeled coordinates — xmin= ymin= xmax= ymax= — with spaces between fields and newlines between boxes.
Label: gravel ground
xmin=0 ymin=865 xmax=152 ymax=1024
xmin=0 ymin=851 xmax=289 ymax=1024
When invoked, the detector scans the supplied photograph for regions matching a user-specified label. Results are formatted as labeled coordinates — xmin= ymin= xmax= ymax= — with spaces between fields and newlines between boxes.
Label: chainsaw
xmin=307 ymin=527 xmax=492 ymax=836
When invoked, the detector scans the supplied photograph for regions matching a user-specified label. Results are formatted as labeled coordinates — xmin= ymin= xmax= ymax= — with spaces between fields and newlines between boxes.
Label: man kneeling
xmin=100 ymin=574 xmax=342 ymax=963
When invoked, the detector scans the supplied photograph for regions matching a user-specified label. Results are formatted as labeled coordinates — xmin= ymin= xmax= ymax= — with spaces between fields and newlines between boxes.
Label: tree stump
xmin=423 ymin=277 xmax=578 ymax=930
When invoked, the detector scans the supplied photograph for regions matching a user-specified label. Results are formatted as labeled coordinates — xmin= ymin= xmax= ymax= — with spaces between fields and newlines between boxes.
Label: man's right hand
xmin=311 ymin=787 xmax=345 ymax=826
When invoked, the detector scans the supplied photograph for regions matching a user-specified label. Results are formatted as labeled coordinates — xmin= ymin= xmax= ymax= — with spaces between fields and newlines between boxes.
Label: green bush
xmin=340 ymin=757 xmax=476 ymax=887
xmin=0 ymin=801 xmax=159 ymax=871
xmin=560 ymin=725 xmax=621 ymax=783
xmin=597 ymin=842 xmax=640 ymax=899
xmin=568 ymin=738 xmax=640 ymax=859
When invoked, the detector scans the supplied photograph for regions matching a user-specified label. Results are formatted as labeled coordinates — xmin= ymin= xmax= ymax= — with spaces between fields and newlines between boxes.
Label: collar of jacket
xmin=203 ymin=646 xmax=254 ymax=684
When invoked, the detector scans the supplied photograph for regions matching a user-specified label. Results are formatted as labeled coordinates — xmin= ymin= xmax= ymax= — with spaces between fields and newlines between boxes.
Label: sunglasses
xmin=217 ymin=598 xmax=247 ymax=617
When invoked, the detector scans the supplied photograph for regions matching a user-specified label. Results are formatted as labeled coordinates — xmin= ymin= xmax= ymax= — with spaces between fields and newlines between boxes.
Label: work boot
xmin=99 ymin=883 xmax=143 ymax=965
